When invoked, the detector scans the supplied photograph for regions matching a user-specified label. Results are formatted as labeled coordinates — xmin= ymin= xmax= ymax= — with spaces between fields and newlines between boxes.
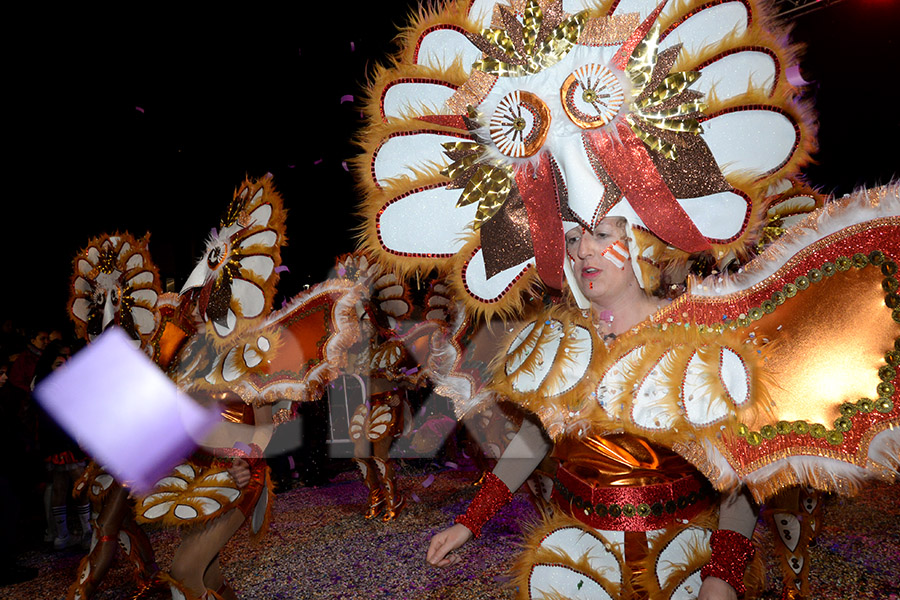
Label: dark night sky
xmin=3 ymin=1 xmax=898 ymax=335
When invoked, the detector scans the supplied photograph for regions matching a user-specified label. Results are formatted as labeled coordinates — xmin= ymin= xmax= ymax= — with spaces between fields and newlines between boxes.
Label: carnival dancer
xmin=352 ymin=1 xmax=899 ymax=598
xmin=139 ymin=175 xmax=366 ymax=600
xmin=340 ymin=253 xmax=450 ymax=521
xmin=65 ymin=232 xmax=163 ymax=600
xmin=428 ymin=216 xmax=762 ymax=599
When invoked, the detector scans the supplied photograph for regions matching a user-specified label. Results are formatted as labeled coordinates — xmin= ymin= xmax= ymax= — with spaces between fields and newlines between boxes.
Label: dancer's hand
xmin=698 ymin=576 xmax=737 ymax=600
xmin=227 ymin=458 xmax=251 ymax=488
xmin=426 ymin=523 xmax=472 ymax=567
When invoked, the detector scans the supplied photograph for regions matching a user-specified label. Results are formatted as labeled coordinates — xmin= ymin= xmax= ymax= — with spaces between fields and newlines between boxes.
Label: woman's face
xmin=565 ymin=218 xmax=636 ymax=305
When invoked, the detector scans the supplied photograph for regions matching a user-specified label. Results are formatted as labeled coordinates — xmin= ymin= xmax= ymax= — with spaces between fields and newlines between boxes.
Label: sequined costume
xmin=66 ymin=232 xmax=163 ymax=600
xmin=63 ymin=177 xmax=363 ymax=600
xmin=134 ymin=399 xmax=274 ymax=538
xmin=352 ymin=0 xmax=897 ymax=597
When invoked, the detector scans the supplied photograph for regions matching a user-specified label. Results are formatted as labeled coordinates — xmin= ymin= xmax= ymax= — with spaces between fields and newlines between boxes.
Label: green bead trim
xmin=826 ymin=430 xmax=844 ymax=445
xmin=839 ymin=403 xmax=858 ymax=418
xmin=833 ymin=416 xmax=853 ymax=432
xmin=741 ymin=394 xmax=896 ymax=448
xmin=736 ymin=253 xmax=899 ymax=450
xmin=886 ymin=351 xmax=900 ymax=367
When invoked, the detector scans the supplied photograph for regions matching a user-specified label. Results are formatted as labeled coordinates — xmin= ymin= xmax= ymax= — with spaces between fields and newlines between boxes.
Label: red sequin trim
xmin=370 ymin=129 xmax=472 ymax=190
xmin=698 ymin=105 xmax=801 ymax=179
xmin=413 ymin=24 xmax=469 ymax=65
xmin=701 ymin=528 xmax=755 ymax=595
xmin=460 ymin=245 xmax=534 ymax=304
xmin=380 ymin=78 xmax=458 ymax=123
xmin=455 ymin=471 xmax=513 ymax=537
xmin=376 ymin=183 xmax=459 ymax=259
xmin=553 ymin=464 xmax=712 ymax=532
xmin=662 ymin=0 xmax=754 ymax=43
xmin=695 ymin=46 xmax=781 ymax=97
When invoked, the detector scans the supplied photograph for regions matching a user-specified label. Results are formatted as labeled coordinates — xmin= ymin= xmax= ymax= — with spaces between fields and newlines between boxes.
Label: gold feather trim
xmin=196 ymin=176 xmax=288 ymax=352
xmin=491 ymin=304 xmax=775 ymax=458
xmin=68 ymin=231 xmax=162 ymax=348
xmin=445 ymin=234 xmax=545 ymax=322
xmin=509 ymin=507 xmax=624 ymax=599
xmin=510 ymin=502 xmax=764 ymax=600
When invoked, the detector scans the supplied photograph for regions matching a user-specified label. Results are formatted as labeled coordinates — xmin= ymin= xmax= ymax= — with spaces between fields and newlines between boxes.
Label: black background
xmin=4 ymin=1 xmax=898 ymax=333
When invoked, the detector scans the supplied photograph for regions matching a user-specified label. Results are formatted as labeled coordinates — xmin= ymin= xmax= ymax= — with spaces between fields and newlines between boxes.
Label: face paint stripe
xmin=601 ymin=240 xmax=629 ymax=270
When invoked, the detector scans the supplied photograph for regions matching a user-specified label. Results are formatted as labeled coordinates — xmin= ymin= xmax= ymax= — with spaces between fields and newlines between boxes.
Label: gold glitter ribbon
xmin=457 ymin=164 xmax=513 ymax=229
xmin=472 ymin=11 xmax=588 ymax=77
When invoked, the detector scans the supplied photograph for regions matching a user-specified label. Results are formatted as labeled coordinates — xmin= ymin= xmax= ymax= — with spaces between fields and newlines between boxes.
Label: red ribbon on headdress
xmin=515 ymin=155 xmax=565 ymax=290
xmin=586 ymin=123 xmax=711 ymax=253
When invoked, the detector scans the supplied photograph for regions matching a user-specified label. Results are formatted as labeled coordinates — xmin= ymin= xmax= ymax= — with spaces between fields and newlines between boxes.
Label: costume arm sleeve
xmin=491 ymin=417 xmax=553 ymax=492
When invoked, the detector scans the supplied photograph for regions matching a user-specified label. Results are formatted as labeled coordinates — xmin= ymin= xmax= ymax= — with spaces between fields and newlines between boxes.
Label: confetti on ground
xmin=8 ymin=463 xmax=899 ymax=599
xmin=340 ymin=94 xmax=354 ymax=104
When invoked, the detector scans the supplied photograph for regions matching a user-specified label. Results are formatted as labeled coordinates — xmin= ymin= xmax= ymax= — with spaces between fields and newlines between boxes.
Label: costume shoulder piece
xmin=492 ymin=302 xmax=770 ymax=459
xmin=181 ymin=176 xmax=287 ymax=348
xmin=668 ymin=184 xmax=900 ymax=501
xmin=355 ymin=0 xmax=813 ymax=318
xmin=339 ymin=252 xmax=454 ymax=387
xmin=68 ymin=232 xmax=161 ymax=350
xmin=221 ymin=276 xmax=366 ymax=404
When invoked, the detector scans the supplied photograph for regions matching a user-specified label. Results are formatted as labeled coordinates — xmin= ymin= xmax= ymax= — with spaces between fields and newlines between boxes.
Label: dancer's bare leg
xmin=203 ymin=556 xmax=235 ymax=600
xmin=372 ymin=435 xmax=404 ymax=521
xmin=67 ymin=485 xmax=134 ymax=600
xmin=169 ymin=509 xmax=245 ymax=599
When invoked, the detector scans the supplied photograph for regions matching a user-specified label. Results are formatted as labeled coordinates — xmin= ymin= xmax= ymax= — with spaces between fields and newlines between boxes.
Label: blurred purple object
xmin=33 ymin=327 xmax=219 ymax=493
xmin=786 ymin=64 xmax=812 ymax=87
